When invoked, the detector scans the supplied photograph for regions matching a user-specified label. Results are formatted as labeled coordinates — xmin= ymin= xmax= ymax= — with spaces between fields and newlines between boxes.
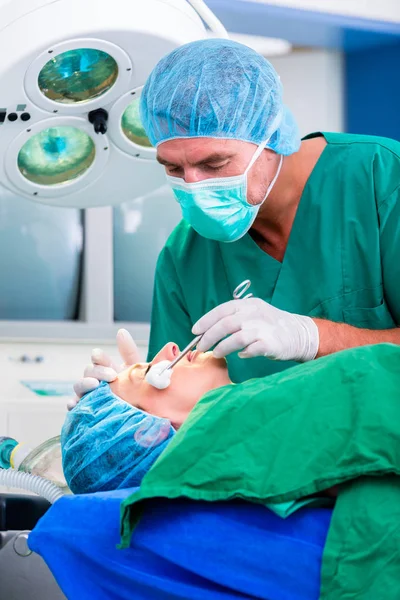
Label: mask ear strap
xmin=265 ymin=155 xmax=283 ymax=195
xmin=244 ymin=139 xmax=270 ymax=174
xmin=244 ymin=108 xmax=284 ymax=175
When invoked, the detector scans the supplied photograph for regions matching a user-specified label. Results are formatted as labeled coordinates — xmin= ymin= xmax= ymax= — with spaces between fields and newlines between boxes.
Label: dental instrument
xmin=145 ymin=279 xmax=252 ymax=389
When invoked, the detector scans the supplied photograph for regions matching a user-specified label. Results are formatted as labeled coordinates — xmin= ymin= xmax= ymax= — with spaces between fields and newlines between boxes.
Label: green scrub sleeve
xmin=147 ymin=246 xmax=193 ymax=361
xmin=379 ymin=183 xmax=400 ymax=326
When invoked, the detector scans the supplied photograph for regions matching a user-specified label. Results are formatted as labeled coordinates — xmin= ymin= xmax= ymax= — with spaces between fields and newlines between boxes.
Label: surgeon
xmin=73 ymin=38 xmax=400 ymax=402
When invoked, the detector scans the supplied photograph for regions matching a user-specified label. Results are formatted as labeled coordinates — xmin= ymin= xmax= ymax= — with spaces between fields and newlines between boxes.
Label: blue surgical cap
xmin=141 ymin=39 xmax=300 ymax=155
xmin=61 ymin=382 xmax=175 ymax=494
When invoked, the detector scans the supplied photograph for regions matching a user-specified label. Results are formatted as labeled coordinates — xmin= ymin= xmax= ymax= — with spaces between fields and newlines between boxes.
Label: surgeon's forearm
xmin=313 ymin=319 xmax=400 ymax=358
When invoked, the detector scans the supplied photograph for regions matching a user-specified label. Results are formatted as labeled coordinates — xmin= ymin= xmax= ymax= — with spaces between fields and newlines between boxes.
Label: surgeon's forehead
xmin=157 ymin=138 xmax=248 ymax=165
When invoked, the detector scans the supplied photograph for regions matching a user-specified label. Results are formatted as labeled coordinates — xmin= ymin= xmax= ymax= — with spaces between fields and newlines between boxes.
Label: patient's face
xmin=110 ymin=343 xmax=231 ymax=428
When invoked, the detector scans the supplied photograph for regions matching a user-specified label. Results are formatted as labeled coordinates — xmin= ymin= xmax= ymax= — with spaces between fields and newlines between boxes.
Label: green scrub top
xmin=148 ymin=132 xmax=400 ymax=383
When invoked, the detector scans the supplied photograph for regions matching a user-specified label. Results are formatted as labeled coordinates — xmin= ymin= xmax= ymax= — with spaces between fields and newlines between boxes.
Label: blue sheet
xmin=29 ymin=489 xmax=332 ymax=600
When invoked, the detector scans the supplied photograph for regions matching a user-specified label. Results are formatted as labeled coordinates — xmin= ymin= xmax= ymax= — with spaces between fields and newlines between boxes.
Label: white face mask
xmin=166 ymin=141 xmax=283 ymax=243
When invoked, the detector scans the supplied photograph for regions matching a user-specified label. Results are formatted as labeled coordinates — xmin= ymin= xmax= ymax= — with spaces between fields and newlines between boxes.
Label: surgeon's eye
xmin=205 ymin=162 xmax=229 ymax=172
xmin=167 ymin=166 xmax=183 ymax=175
xmin=144 ymin=364 xmax=151 ymax=375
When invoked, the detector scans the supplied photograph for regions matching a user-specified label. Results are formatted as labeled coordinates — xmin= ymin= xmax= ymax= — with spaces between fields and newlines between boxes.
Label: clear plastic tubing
xmin=0 ymin=468 xmax=64 ymax=504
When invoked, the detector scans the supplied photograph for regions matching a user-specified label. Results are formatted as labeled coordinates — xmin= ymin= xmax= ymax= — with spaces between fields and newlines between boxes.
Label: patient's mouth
xmin=187 ymin=351 xmax=196 ymax=363
xmin=188 ymin=350 xmax=199 ymax=363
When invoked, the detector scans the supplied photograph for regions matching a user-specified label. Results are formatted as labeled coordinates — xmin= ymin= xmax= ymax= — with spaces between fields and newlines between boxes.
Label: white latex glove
xmin=67 ymin=329 xmax=141 ymax=411
xmin=192 ymin=298 xmax=319 ymax=362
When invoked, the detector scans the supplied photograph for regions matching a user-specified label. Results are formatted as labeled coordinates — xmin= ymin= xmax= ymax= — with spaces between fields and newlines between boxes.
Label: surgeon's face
xmin=110 ymin=343 xmax=231 ymax=429
xmin=157 ymin=137 xmax=279 ymax=207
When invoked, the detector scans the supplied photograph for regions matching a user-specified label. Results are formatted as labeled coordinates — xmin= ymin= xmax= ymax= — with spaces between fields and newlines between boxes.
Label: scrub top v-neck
xmin=148 ymin=132 xmax=400 ymax=383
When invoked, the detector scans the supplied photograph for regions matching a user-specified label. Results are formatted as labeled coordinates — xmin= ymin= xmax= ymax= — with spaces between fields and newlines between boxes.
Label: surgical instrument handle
xmin=232 ymin=279 xmax=253 ymax=300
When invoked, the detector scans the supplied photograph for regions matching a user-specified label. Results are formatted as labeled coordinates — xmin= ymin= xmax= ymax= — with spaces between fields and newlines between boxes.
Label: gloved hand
xmin=192 ymin=298 xmax=319 ymax=362
xmin=67 ymin=329 xmax=141 ymax=411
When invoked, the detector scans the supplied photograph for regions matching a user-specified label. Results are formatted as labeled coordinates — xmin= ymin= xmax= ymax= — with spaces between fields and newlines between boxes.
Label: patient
xmin=62 ymin=342 xmax=233 ymax=494
xmin=62 ymin=341 xmax=338 ymax=501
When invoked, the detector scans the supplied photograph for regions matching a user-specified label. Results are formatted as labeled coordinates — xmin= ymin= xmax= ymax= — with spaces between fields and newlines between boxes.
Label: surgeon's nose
xmin=184 ymin=168 xmax=206 ymax=184
xmin=154 ymin=343 xmax=179 ymax=363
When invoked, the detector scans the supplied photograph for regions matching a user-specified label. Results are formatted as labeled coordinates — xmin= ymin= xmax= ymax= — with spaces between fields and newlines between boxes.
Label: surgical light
xmin=38 ymin=49 xmax=119 ymax=105
xmin=18 ymin=127 xmax=96 ymax=186
xmin=121 ymin=98 xmax=152 ymax=148
xmin=0 ymin=0 xmax=227 ymax=208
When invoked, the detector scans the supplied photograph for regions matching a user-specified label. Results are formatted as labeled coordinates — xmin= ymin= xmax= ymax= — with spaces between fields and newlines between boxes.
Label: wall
xmin=345 ymin=42 xmax=400 ymax=141
xmin=245 ymin=0 xmax=400 ymax=23
xmin=269 ymin=49 xmax=344 ymax=136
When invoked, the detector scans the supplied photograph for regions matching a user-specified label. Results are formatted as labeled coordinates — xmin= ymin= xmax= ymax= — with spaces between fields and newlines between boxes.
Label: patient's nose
xmin=154 ymin=343 xmax=179 ymax=363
